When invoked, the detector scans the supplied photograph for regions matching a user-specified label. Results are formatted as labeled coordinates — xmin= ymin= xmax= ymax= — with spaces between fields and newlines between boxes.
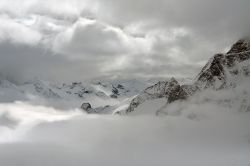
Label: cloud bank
xmin=0 ymin=0 xmax=249 ymax=82
xmin=0 ymin=100 xmax=249 ymax=166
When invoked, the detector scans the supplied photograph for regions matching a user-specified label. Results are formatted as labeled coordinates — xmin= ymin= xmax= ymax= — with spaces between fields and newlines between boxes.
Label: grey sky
xmin=0 ymin=0 xmax=249 ymax=83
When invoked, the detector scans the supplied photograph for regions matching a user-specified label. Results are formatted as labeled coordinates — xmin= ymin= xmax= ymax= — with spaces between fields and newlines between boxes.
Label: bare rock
xmin=81 ymin=103 xmax=93 ymax=113
xmin=126 ymin=78 xmax=187 ymax=113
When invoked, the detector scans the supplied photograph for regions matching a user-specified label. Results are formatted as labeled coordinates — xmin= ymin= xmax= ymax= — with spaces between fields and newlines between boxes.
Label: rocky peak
xmin=195 ymin=39 xmax=250 ymax=90
xmin=227 ymin=39 xmax=250 ymax=54
xmin=167 ymin=83 xmax=188 ymax=103
xmin=144 ymin=81 xmax=168 ymax=97
xmin=195 ymin=53 xmax=227 ymax=89
xmin=144 ymin=77 xmax=179 ymax=96
xmin=126 ymin=78 xmax=187 ymax=113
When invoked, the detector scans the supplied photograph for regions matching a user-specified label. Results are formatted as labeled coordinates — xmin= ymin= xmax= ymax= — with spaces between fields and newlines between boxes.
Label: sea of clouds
xmin=0 ymin=84 xmax=250 ymax=166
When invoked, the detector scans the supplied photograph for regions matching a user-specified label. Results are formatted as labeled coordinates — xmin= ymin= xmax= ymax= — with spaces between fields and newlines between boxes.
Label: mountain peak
xmin=194 ymin=39 xmax=250 ymax=90
xmin=126 ymin=78 xmax=188 ymax=113
xmin=169 ymin=77 xmax=178 ymax=84
xmin=227 ymin=39 xmax=250 ymax=54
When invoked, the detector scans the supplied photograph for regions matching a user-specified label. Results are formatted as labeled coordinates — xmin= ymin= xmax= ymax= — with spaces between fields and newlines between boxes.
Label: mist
xmin=0 ymin=81 xmax=250 ymax=166
xmin=0 ymin=1 xmax=250 ymax=166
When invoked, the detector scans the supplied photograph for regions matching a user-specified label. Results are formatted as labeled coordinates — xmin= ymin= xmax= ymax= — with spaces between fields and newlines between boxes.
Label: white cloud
xmin=0 ymin=0 xmax=249 ymax=81
xmin=0 ymin=15 xmax=42 ymax=45
xmin=53 ymin=19 xmax=129 ymax=58
xmin=0 ymin=77 xmax=249 ymax=166
xmin=0 ymin=96 xmax=249 ymax=165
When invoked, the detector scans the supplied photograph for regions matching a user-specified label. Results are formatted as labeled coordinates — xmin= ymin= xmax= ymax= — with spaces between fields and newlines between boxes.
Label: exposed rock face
xmin=117 ymin=84 xmax=124 ymax=89
xmin=111 ymin=86 xmax=119 ymax=95
xmin=227 ymin=39 xmax=250 ymax=54
xmin=126 ymin=78 xmax=188 ymax=113
xmin=126 ymin=39 xmax=250 ymax=115
xmin=61 ymin=82 xmax=94 ymax=99
xmin=181 ymin=84 xmax=198 ymax=96
xmin=81 ymin=103 xmax=93 ymax=113
xmin=194 ymin=39 xmax=250 ymax=90
xmin=110 ymin=84 xmax=127 ymax=98
xmin=110 ymin=85 xmax=119 ymax=98
xmin=167 ymin=83 xmax=188 ymax=103
xmin=195 ymin=53 xmax=227 ymax=89
xmin=80 ymin=103 xmax=114 ymax=114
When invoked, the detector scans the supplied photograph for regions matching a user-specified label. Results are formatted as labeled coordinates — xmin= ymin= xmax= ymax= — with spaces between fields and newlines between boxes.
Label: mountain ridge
xmin=124 ymin=39 xmax=250 ymax=114
xmin=0 ymin=39 xmax=249 ymax=115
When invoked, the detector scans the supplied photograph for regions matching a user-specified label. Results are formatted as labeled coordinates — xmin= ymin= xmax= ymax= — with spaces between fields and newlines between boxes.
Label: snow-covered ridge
xmin=126 ymin=78 xmax=188 ymax=114
xmin=0 ymin=39 xmax=249 ymax=115
xmin=124 ymin=39 xmax=250 ymax=115
xmin=195 ymin=40 xmax=250 ymax=90
xmin=0 ymin=76 xmax=153 ymax=110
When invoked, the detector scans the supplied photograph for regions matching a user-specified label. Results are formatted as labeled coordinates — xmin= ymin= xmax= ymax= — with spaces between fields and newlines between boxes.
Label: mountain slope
xmin=126 ymin=78 xmax=188 ymax=113
xmin=0 ymin=77 xmax=152 ymax=110
xmin=195 ymin=40 xmax=250 ymax=90
xmin=124 ymin=39 xmax=250 ymax=115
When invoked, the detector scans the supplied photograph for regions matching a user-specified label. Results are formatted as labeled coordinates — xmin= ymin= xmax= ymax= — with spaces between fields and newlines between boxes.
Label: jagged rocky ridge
xmin=194 ymin=39 xmax=250 ymax=90
xmin=126 ymin=78 xmax=188 ymax=113
xmin=125 ymin=39 xmax=250 ymax=114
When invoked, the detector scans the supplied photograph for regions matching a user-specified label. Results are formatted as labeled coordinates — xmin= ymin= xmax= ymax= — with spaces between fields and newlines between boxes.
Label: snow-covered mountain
xmin=0 ymin=71 xmax=192 ymax=112
xmin=0 ymin=79 xmax=26 ymax=103
xmin=1 ymin=39 xmax=250 ymax=166
xmin=194 ymin=39 xmax=250 ymax=90
xmin=125 ymin=78 xmax=188 ymax=113
xmin=123 ymin=39 xmax=250 ymax=115
xmin=0 ymin=76 xmax=156 ymax=110
xmin=0 ymin=39 xmax=249 ymax=115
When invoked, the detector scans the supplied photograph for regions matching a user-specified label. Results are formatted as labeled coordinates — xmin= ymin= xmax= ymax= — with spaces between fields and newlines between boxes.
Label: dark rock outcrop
xmin=167 ymin=83 xmax=188 ymax=103
xmin=110 ymin=94 xmax=118 ymax=98
xmin=110 ymin=85 xmax=119 ymax=98
xmin=126 ymin=78 xmax=188 ymax=113
xmin=117 ymin=84 xmax=124 ymax=89
xmin=81 ymin=103 xmax=93 ymax=113
xmin=227 ymin=39 xmax=250 ymax=54
xmin=112 ymin=86 xmax=119 ymax=95
xmin=126 ymin=39 xmax=250 ymax=114
xmin=194 ymin=39 xmax=250 ymax=90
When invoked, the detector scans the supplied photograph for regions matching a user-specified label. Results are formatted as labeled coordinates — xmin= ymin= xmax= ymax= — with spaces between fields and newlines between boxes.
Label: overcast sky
xmin=0 ymin=0 xmax=249 ymax=83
